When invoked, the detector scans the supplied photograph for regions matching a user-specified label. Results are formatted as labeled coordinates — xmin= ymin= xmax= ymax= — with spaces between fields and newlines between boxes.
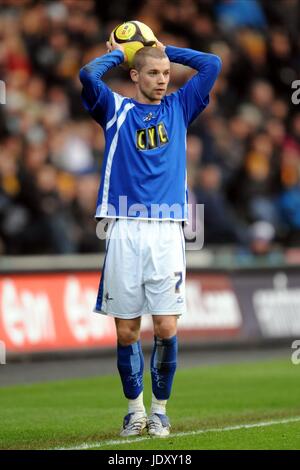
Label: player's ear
xmin=130 ymin=68 xmax=139 ymax=83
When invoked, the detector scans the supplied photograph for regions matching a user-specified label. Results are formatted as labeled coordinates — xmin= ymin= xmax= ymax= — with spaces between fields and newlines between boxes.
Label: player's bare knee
xmin=155 ymin=327 xmax=175 ymax=339
xmin=153 ymin=319 xmax=177 ymax=339
xmin=117 ymin=331 xmax=140 ymax=346
xmin=117 ymin=326 xmax=140 ymax=346
xmin=115 ymin=317 xmax=141 ymax=346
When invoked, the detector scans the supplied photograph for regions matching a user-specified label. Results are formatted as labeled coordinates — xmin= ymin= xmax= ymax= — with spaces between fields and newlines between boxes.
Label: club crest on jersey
xmin=136 ymin=122 xmax=169 ymax=150
xmin=143 ymin=112 xmax=154 ymax=122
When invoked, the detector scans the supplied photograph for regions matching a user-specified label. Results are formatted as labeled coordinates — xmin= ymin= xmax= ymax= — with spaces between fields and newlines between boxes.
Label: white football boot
xmin=120 ymin=412 xmax=147 ymax=437
xmin=147 ymin=413 xmax=171 ymax=437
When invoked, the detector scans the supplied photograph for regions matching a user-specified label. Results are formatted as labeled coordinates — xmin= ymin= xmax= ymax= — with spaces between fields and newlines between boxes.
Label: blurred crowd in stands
xmin=0 ymin=0 xmax=300 ymax=255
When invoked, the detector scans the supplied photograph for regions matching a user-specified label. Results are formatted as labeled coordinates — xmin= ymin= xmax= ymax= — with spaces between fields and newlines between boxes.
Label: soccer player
xmin=79 ymin=36 xmax=221 ymax=437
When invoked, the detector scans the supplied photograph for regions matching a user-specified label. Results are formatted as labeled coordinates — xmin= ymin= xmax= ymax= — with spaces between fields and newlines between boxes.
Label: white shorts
xmin=94 ymin=219 xmax=186 ymax=319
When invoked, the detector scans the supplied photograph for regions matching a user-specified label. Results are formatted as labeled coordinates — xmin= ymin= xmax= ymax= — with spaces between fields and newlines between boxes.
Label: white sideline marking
xmin=55 ymin=416 xmax=300 ymax=450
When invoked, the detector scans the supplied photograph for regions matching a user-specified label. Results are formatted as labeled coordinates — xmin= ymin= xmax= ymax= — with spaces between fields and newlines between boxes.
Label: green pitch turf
xmin=0 ymin=357 xmax=300 ymax=450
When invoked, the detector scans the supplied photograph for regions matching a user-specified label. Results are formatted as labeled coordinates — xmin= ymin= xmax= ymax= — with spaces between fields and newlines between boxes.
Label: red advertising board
xmin=0 ymin=273 xmax=116 ymax=353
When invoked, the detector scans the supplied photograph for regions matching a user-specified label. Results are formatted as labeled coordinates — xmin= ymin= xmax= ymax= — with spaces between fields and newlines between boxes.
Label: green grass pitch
xmin=0 ymin=357 xmax=300 ymax=450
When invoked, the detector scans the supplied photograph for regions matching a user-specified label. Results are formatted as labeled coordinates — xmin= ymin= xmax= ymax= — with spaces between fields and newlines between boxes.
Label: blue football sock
xmin=151 ymin=335 xmax=178 ymax=400
xmin=117 ymin=340 xmax=144 ymax=400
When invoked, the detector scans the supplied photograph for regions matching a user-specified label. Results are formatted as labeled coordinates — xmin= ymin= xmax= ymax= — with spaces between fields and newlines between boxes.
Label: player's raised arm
xmin=79 ymin=42 xmax=127 ymax=125
xmin=165 ymin=45 xmax=222 ymax=125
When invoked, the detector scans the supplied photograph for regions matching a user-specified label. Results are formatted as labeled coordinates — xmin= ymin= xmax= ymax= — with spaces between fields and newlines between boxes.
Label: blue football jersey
xmin=79 ymin=46 xmax=221 ymax=220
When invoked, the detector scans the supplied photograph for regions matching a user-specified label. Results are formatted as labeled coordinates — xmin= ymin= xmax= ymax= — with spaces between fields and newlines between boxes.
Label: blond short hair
xmin=132 ymin=46 xmax=169 ymax=70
